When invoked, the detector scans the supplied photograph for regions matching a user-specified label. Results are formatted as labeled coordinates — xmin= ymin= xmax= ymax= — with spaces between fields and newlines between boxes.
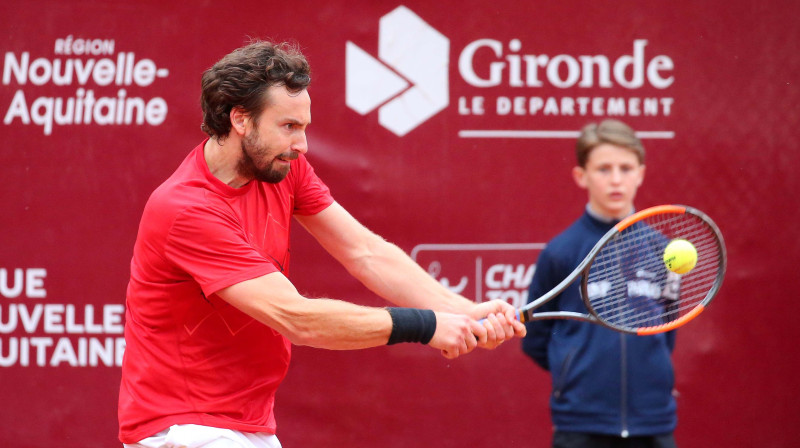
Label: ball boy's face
xmin=572 ymin=143 xmax=645 ymax=220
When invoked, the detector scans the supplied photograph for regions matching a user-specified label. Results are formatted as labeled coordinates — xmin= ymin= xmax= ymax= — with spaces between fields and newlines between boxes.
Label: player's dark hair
xmin=575 ymin=119 xmax=645 ymax=167
xmin=200 ymin=40 xmax=311 ymax=139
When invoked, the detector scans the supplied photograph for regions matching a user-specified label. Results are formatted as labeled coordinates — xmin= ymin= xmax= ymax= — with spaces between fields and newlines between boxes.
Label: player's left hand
xmin=471 ymin=300 xmax=526 ymax=349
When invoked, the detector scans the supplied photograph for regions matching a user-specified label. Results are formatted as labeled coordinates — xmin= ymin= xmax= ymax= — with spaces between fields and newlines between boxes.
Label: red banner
xmin=2 ymin=1 xmax=798 ymax=447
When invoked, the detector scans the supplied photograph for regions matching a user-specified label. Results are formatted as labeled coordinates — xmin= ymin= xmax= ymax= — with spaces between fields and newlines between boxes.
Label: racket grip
xmin=474 ymin=310 xmax=522 ymax=342
xmin=477 ymin=310 xmax=521 ymax=324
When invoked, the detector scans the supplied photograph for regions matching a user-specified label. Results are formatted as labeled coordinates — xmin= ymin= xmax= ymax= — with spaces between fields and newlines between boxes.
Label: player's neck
xmin=204 ymin=137 xmax=251 ymax=188
xmin=586 ymin=203 xmax=634 ymax=222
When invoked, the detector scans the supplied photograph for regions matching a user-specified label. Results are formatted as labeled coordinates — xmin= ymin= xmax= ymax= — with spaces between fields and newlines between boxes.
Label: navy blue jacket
xmin=521 ymin=211 xmax=677 ymax=437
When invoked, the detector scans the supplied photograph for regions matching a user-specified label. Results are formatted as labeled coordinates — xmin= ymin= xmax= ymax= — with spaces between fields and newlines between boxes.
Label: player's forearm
xmin=293 ymin=205 xmax=477 ymax=314
xmin=268 ymin=297 xmax=393 ymax=349
xmin=217 ymin=273 xmax=392 ymax=349
xmin=346 ymin=237 xmax=475 ymax=314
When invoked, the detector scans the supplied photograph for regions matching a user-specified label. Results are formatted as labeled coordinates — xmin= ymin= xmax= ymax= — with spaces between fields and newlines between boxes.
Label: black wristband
xmin=385 ymin=307 xmax=437 ymax=345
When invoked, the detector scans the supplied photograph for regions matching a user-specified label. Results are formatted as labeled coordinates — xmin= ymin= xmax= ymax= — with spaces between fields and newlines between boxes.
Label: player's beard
xmin=238 ymin=128 xmax=297 ymax=184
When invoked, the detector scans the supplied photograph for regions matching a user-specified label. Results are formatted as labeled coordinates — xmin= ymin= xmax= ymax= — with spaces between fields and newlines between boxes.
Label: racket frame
xmin=518 ymin=205 xmax=726 ymax=335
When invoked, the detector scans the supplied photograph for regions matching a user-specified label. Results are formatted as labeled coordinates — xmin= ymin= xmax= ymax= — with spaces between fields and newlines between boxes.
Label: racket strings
xmin=586 ymin=212 xmax=723 ymax=332
xmin=593 ymin=249 xmax=720 ymax=327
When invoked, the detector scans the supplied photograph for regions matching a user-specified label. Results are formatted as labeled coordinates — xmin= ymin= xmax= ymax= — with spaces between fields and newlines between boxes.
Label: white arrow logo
xmin=346 ymin=6 xmax=450 ymax=136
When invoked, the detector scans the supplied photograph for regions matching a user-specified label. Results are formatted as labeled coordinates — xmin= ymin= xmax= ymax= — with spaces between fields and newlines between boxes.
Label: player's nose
xmin=291 ymin=132 xmax=308 ymax=155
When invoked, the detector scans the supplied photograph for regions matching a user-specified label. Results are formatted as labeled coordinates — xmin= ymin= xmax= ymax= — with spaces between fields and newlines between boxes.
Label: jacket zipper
xmin=554 ymin=350 xmax=576 ymax=399
xmin=620 ymin=333 xmax=629 ymax=437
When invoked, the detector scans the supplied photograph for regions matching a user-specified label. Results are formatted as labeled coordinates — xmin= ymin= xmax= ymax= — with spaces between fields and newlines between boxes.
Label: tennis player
xmin=118 ymin=40 xmax=526 ymax=448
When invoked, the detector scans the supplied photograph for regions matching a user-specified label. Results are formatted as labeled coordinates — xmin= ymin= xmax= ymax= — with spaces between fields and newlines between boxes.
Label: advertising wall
xmin=2 ymin=1 xmax=798 ymax=446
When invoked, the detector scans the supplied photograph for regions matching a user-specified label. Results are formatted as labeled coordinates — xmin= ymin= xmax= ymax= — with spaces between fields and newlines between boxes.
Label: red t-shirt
xmin=118 ymin=140 xmax=334 ymax=443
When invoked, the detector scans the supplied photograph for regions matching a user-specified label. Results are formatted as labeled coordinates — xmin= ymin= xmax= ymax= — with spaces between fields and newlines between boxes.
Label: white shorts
xmin=123 ymin=424 xmax=282 ymax=448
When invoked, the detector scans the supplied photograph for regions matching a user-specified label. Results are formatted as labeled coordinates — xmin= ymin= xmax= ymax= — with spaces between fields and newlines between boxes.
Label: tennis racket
xmin=517 ymin=204 xmax=726 ymax=335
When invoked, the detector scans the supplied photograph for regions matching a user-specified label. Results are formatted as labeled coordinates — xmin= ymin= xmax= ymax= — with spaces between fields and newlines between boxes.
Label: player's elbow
xmin=269 ymin=311 xmax=322 ymax=347
xmin=284 ymin=328 xmax=319 ymax=347
xmin=272 ymin=311 xmax=346 ymax=348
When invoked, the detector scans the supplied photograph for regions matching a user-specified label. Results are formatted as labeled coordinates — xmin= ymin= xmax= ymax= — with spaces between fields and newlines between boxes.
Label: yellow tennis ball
xmin=663 ymin=239 xmax=698 ymax=274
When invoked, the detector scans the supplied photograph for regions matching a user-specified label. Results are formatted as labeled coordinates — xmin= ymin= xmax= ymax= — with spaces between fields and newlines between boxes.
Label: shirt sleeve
xmin=292 ymin=155 xmax=334 ymax=216
xmin=164 ymin=204 xmax=279 ymax=297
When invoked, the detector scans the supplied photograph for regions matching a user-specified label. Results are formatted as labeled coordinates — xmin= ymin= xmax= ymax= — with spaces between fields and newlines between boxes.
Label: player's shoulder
xmin=539 ymin=214 xmax=602 ymax=267
xmin=545 ymin=216 xmax=589 ymax=251
xmin=144 ymin=151 xmax=228 ymax=218
xmin=149 ymin=179 xmax=213 ymax=211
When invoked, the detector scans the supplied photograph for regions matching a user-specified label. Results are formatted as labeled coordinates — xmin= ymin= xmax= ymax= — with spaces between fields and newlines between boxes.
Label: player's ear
xmin=572 ymin=166 xmax=587 ymax=189
xmin=637 ymin=164 xmax=646 ymax=186
xmin=230 ymin=107 xmax=248 ymax=136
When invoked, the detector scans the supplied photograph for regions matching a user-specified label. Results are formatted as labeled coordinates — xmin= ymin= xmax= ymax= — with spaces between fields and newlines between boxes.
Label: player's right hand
xmin=470 ymin=300 xmax=527 ymax=349
xmin=429 ymin=312 xmax=486 ymax=359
